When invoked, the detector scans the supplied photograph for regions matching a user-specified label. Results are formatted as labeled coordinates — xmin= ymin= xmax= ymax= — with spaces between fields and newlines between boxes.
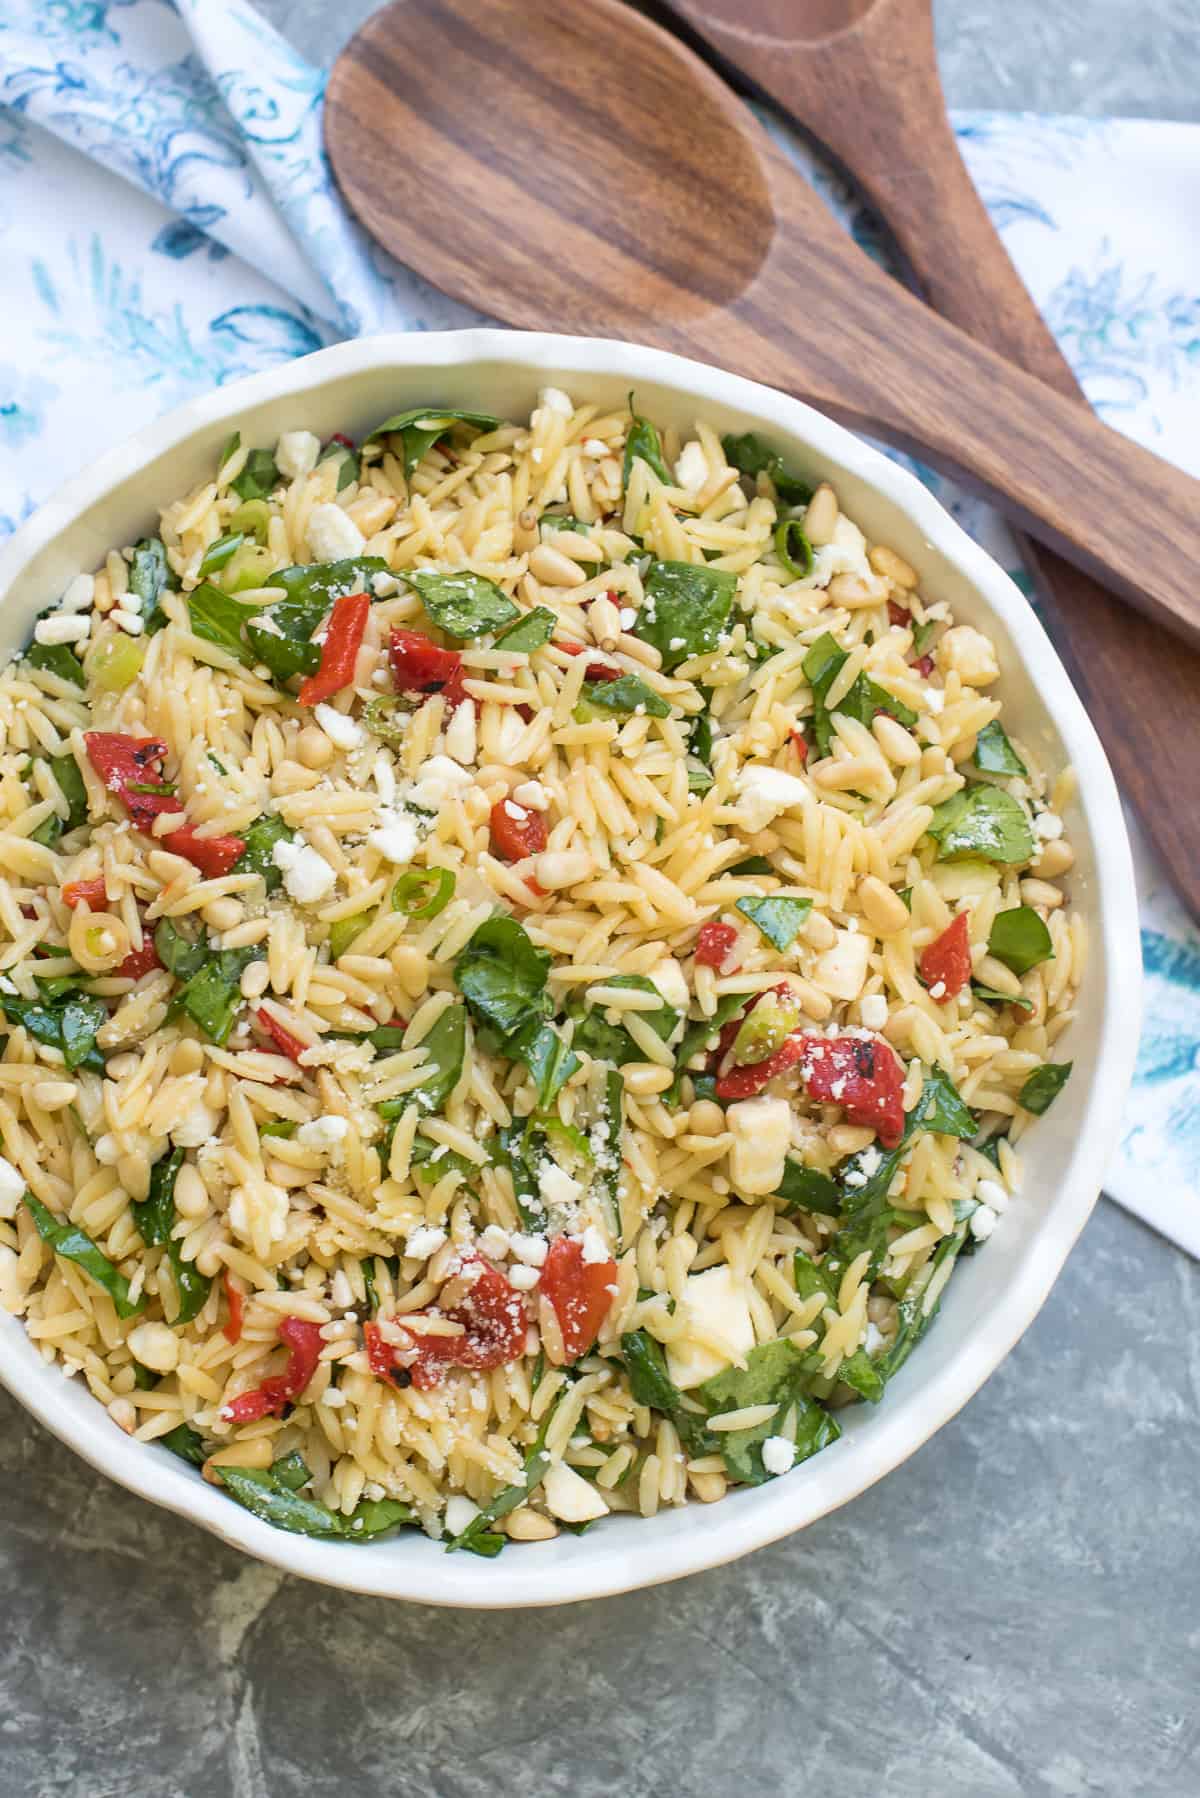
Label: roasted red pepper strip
xmin=222 ymin=1271 xmax=245 ymax=1345
xmin=366 ymin=1255 xmax=527 ymax=1391
xmin=556 ymin=641 xmax=621 ymax=681
xmin=163 ymin=824 xmax=245 ymax=879
xmin=61 ymin=877 xmax=109 ymax=911
xmin=695 ymin=920 xmax=739 ymax=972
xmin=255 ymin=1008 xmax=308 ymax=1064
xmin=116 ymin=936 xmax=162 ymax=981
xmin=490 ymin=798 xmax=548 ymax=862
xmin=539 ymin=1234 xmax=617 ymax=1362
xmin=388 ymin=627 xmax=463 ymax=696
xmin=919 ymin=910 xmax=972 ymax=1002
xmin=715 ymin=1033 xmax=806 ymax=1101
xmin=798 ymin=1032 xmax=906 ymax=1148
xmin=222 ymin=1316 xmax=323 ymax=1422
xmin=298 ymin=591 xmax=370 ymax=706
xmin=84 ymin=732 xmax=175 ymax=828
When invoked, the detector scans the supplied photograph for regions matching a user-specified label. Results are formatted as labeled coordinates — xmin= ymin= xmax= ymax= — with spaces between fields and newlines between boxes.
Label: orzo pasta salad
xmin=0 ymin=392 xmax=1080 ymax=1551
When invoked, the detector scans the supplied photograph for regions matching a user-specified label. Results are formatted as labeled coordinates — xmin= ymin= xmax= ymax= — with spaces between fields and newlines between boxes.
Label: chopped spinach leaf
xmin=729 ymin=854 xmax=773 ymax=876
xmin=697 ymin=1340 xmax=836 ymax=1484
xmin=236 ymin=813 xmax=293 ymax=896
xmin=878 ymin=1223 xmax=969 ymax=1383
xmin=973 ymin=718 xmax=1027 ymax=776
xmin=29 ymin=752 xmax=88 ymax=846
xmin=24 ymin=1192 xmax=145 ymax=1318
xmin=721 ymin=433 xmax=813 ymax=504
xmin=669 ymin=992 xmax=745 ymax=1103
xmin=568 ymin=975 xmax=674 ymax=1068
xmin=803 ymin=631 xmax=917 ymax=758
xmin=455 ymin=917 xmax=550 ymax=1040
xmin=0 ymin=989 xmax=105 ymax=1073
xmin=579 ymin=672 xmax=671 ymax=720
xmin=404 ymin=1003 xmax=468 ymax=1114
xmin=508 ymin=1019 xmax=579 ymax=1109
xmin=635 ymin=560 xmax=736 ymax=672
xmin=27 ymin=642 xmax=86 ymax=688
xmin=447 ymin=1393 xmax=566 ymax=1557
xmin=838 ymin=1348 xmax=886 ymax=1403
xmin=987 ymin=906 xmax=1054 ymax=976
xmin=133 ymin=1147 xmax=212 ymax=1325
xmin=493 ymin=607 xmax=557 ymax=655
xmin=1019 ymin=1061 xmax=1072 ymax=1115
xmin=230 ymin=448 xmax=279 ymax=502
xmin=367 ymin=407 xmax=500 ymax=478
xmin=620 ymin=1328 xmax=713 ymax=1455
xmin=160 ymin=1422 xmax=207 ymax=1466
xmin=153 ymin=916 xmax=209 ymax=981
xmin=910 ymin=1064 xmax=976 ymax=1139
xmin=927 ymin=785 xmax=1035 ymax=864
xmin=186 ymin=582 xmax=258 ymax=666
xmin=403 ymin=569 xmax=519 ymax=640
xmin=598 ymin=1068 xmax=625 ymax=1244
xmin=128 ymin=536 xmax=174 ymax=631
xmin=971 ymin=982 xmax=1035 ymax=1013
xmin=775 ymin=1158 xmax=840 ymax=1215
xmin=735 ymin=894 xmax=812 ymax=952
xmin=623 ymin=400 xmax=672 ymax=489
xmin=173 ymin=947 xmax=265 ymax=1046
xmin=217 ymin=1463 xmax=413 ymax=1540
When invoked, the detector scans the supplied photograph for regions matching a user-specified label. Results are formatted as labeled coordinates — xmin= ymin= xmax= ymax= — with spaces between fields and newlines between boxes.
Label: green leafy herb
xmin=391 ymin=867 xmax=456 ymax=919
xmin=235 ymin=813 xmax=293 ymax=895
xmin=319 ymin=440 xmax=360 ymax=491
xmin=446 ymin=1394 xmax=565 ymax=1557
xmin=578 ymin=673 xmax=671 ymax=720
xmin=540 ymin=514 xmax=592 ymax=537
xmin=971 ymin=983 xmax=1035 ymax=1013
xmin=1019 ymin=1061 xmax=1072 ymax=1115
xmin=217 ymin=1463 xmax=414 ymax=1540
xmin=508 ymin=1020 xmax=579 ymax=1109
xmin=494 ymin=1119 xmax=546 ymax=1230
xmin=245 ymin=598 xmax=323 ymax=682
xmin=721 ymin=433 xmax=813 ymax=504
xmin=128 ymin=536 xmax=174 ymax=631
xmin=133 ymin=1148 xmax=212 ymax=1326
xmin=29 ymin=753 xmax=89 ymax=847
xmin=803 ymin=632 xmax=918 ymax=758
xmin=27 ymin=642 xmax=86 ymax=688
xmin=153 ymin=916 xmax=209 ymax=981
xmin=735 ymin=894 xmax=812 ymax=952
xmin=0 ymin=989 xmax=106 ymax=1073
xmin=403 ymin=569 xmax=519 ymax=641
xmin=197 ymin=532 xmax=245 ymax=578
xmin=838 ymin=1348 xmax=885 ymax=1404
xmin=599 ymin=1068 xmax=625 ymax=1244
xmin=729 ymin=854 xmax=773 ymax=876
xmin=927 ymin=785 xmax=1035 ymax=864
xmin=973 ymin=718 xmax=1027 ymax=776
xmin=774 ymin=517 xmax=814 ymax=580
xmin=328 ymin=911 xmax=371 ymax=962
xmin=407 ymin=1003 xmax=468 ymax=1113
xmin=697 ymin=1340 xmax=837 ymax=1484
xmin=455 ymin=916 xmax=550 ymax=1039
xmin=173 ymin=947 xmax=265 ymax=1046
xmin=775 ymin=1159 xmax=840 ymax=1215
xmin=669 ymin=991 xmax=745 ymax=1103
xmin=910 ymin=1064 xmax=976 ymax=1139
xmin=160 ymin=1422 xmax=207 ymax=1466
xmin=911 ymin=616 xmax=938 ymax=656
xmin=620 ymin=1329 xmax=713 ymax=1456
xmin=569 ymin=974 xmax=674 ymax=1068
xmin=367 ymin=407 xmax=500 ymax=478
xmin=623 ymin=399 xmax=672 ymax=489
xmin=493 ymin=606 xmax=557 ymax=655
xmin=23 ymin=1192 xmax=145 ymax=1318
xmin=186 ymin=582 xmax=258 ymax=666
xmin=635 ymin=560 xmax=737 ymax=672
xmin=411 ymin=1134 xmax=480 ymax=1189
xmin=877 ymin=1223 xmax=969 ymax=1383
xmin=988 ymin=906 xmax=1054 ymax=976
xmin=230 ymin=448 xmax=279 ymax=502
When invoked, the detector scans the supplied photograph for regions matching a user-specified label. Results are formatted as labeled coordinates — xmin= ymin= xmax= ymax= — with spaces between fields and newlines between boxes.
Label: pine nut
xmin=107 ymin=1398 xmax=137 ymax=1434
xmin=170 ymin=1038 xmax=205 ymax=1076
xmin=174 ymin=1162 xmax=210 ymax=1219
xmin=534 ymin=850 xmax=594 ymax=890
xmin=202 ymin=897 xmax=242 ymax=932
xmin=1032 ymin=839 xmax=1074 ymax=878
xmin=872 ymin=713 xmax=921 ymax=765
xmin=687 ymin=1099 xmax=726 ymax=1136
xmin=31 ymin=1080 xmax=77 ymax=1112
xmin=346 ymin=491 xmax=395 ymax=536
xmin=528 ymin=544 xmax=586 ymax=587
xmin=504 ymin=1506 xmax=558 ymax=1541
xmin=204 ymin=1439 xmax=275 ymax=1481
xmin=240 ymin=959 xmax=271 ymax=1000
xmin=296 ymin=726 xmax=333 ymax=769
xmin=827 ymin=1123 xmax=877 ymax=1157
xmin=588 ymin=594 xmax=622 ymax=647
xmin=804 ymin=483 xmax=839 ymax=546
xmin=859 ymin=876 xmax=910 ymax=937
xmin=827 ymin=572 xmax=888 ymax=609
xmin=869 ymin=545 xmax=917 ymax=589
xmin=689 ymin=1471 xmax=728 ymax=1503
xmin=512 ymin=506 xmax=540 ymax=554
xmin=1019 ymin=878 xmax=1063 ymax=910
xmin=803 ymin=910 xmax=838 ymax=950
xmin=624 ymin=1062 xmax=674 ymax=1096
xmin=118 ymin=1152 xmax=152 ymax=1202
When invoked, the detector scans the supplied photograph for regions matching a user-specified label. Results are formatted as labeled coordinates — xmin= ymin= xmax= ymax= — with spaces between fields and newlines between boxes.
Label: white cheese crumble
xmin=667 ymin=1265 xmax=756 ymax=1390
xmin=296 ymin=1114 xmax=350 ymax=1157
xmin=812 ymin=929 xmax=871 ymax=1002
xmin=727 ymin=1096 xmax=791 ymax=1196
xmin=1035 ymin=811 xmax=1064 ymax=841
xmin=59 ymin=574 xmax=95 ymax=615
xmin=408 ymin=754 xmax=473 ymax=812
xmin=444 ymin=1494 xmax=480 ymax=1537
xmin=306 ymin=502 xmax=365 ymax=563
xmin=275 ymin=429 xmax=321 ymax=481
xmin=508 ymin=1264 xmax=540 ymax=1291
xmin=976 ymin=1177 xmax=1009 ymax=1213
xmin=314 ymin=703 xmax=366 ymax=751
xmin=859 ymin=993 xmax=889 ymax=1031
xmin=272 ymin=836 xmax=337 ymax=903
xmin=0 ymin=1156 xmax=25 ymax=1219
xmin=538 ymin=1162 xmax=584 ymax=1212
xmin=442 ymin=699 xmax=477 ymax=766
xmin=674 ymin=440 xmax=709 ymax=493
xmin=579 ymin=1225 xmax=611 ymax=1265
xmin=407 ymin=1225 xmax=448 ymax=1259
xmin=761 ymin=1436 xmax=796 ymax=1476
xmin=512 ymin=779 xmax=550 ymax=811
xmin=542 ymin=1461 xmax=610 ymax=1523
xmin=509 ymin=1232 xmax=548 ymax=1267
xmin=970 ymin=1204 xmax=999 ymax=1241
xmin=539 ymin=386 xmax=574 ymax=417
xmin=367 ymin=809 xmax=419 ymax=865
xmin=478 ymin=1224 xmax=511 ymax=1260
xmin=736 ymin=765 xmax=810 ymax=834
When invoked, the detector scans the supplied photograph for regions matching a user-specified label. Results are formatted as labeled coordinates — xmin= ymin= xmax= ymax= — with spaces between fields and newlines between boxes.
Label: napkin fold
xmin=0 ymin=0 xmax=1197 ymax=1252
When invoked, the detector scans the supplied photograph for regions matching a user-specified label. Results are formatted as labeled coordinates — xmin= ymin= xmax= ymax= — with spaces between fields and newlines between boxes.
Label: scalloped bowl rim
xmin=0 ymin=331 xmax=1141 ymax=1607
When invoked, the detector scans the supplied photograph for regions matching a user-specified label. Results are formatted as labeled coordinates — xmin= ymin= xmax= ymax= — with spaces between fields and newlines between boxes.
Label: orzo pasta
xmin=0 ymin=391 xmax=1080 ymax=1551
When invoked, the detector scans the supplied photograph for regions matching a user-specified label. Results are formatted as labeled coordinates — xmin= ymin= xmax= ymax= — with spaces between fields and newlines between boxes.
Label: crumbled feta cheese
xmin=970 ymin=1204 xmax=999 ymax=1241
xmin=373 ymin=754 xmax=397 ymax=806
xmin=539 ymin=386 xmax=574 ymax=417
xmin=579 ymin=1225 xmax=611 ymax=1265
xmin=444 ymin=1494 xmax=480 ymax=1537
xmin=306 ymin=502 xmax=365 ymax=563
xmin=510 ymin=1232 xmax=548 ymax=1267
xmin=0 ymin=1156 xmax=25 ymax=1218
xmin=542 ymin=1461 xmax=610 ymax=1523
xmin=512 ymin=779 xmax=550 ymax=811
xmin=727 ymin=1096 xmax=791 ymax=1196
xmin=582 ymin=437 xmax=608 ymax=456
xmin=59 ymin=574 xmax=95 ymax=615
xmin=296 ymin=1114 xmax=350 ymax=1157
xmin=674 ymin=440 xmax=709 ymax=493
xmin=937 ymin=624 xmax=1000 ymax=688
xmin=508 ymin=1264 xmax=540 ymax=1291
xmin=648 ymin=955 xmax=689 ymax=1012
xmin=443 ymin=698 xmax=477 ymax=766
xmin=275 ymin=429 xmax=321 ymax=481
xmin=864 ymin=1321 xmax=885 ymax=1357
xmin=371 ymin=571 xmax=400 ymax=597
xmin=34 ymin=613 xmax=90 ymax=647
xmin=538 ymin=1162 xmax=584 ymax=1212
xmin=929 ymin=980 xmax=946 ymax=1000
xmin=314 ymin=703 xmax=366 ymax=751
xmin=272 ymin=836 xmax=337 ymax=903
xmin=810 ymin=514 xmax=872 ymax=587
xmin=737 ymin=765 xmax=810 ymax=833
xmin=1035 ymin=811 xmax=1064 ymax=841
xmin=761 ymin=1435 xmax=796 ymax=1476
xmin=367 ymin=808 xmax=418 ymax=865
xmin=172 ymin=1099 xmax=220 ymax=1149
xmin=859 ymin=993 xmax=889 ymax=1031
xmin=407 ymin=754 xmax=473 ymax=812
xmin=668 ymin=636 xmax=686 ymax=652
xmin=618 ymin=606 xmax=637 ymax=629
xmin=812 ymin=929 xmax=872 ymax=1001
xmin=666 ymin=1265 xmax=756 ymax=1390
xmin=406 ymin=1224 xmax=448 ymax=1259
xmin=478 ymin=1224 xmax=511 ymax=1260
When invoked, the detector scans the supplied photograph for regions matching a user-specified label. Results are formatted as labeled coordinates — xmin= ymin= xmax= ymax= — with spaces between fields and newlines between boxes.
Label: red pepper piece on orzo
xmin=255 ymin=1008 xmax=308 ymax=1064
xmin=298 ymin=591 xmax=370 ymax=705
xmin=366 ymin=1256 xmax=527 ymax=1392
xmin=919 ymin=910 xmax=972 ymax=1002
xmin=388 ymin=628 xmax=463 ymax=694
xmin=715 ymin=1033 xmax=806 ymax=1101
xmin=163 ymin=824 xmax=246 ymax=879
xmin=539 ymin=1234 xmax=617 ymax=1363
xmin=490 ymin=798 xmax=548 ymax=862
xmin=798 ymin=1033 xmax=906 ymax=1149
xmin=222 ymin=1272 xmax=245 ymax=1345
xmin=695 ymin=920 xmax=739 ymax=972
xmin=61 ymin=877 xmax=109 ymax=910
xmin=221 ymin=1316 xmax=324 ymax=1422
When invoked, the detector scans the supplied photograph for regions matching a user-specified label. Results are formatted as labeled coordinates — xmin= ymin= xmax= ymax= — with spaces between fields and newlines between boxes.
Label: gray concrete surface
xmin=3 ymin=6 xmax=1198 ymax=1796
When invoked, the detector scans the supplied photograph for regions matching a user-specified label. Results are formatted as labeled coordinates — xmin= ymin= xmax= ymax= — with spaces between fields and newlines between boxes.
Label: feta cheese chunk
xmin=737 ymin=766 xmax=810 ymax=834
xmin=666 ymin=1265 xmax=756 ymax=1390
xmin=272 ymin=836 xmax=337 ymax=903
xmin=538 ymin=386 xmax=574 ymax=417
xmin=408 ymin=754 xmax=474 ymax=812
xmin=538 ymin=1162 xmax=584 ymax=1213
xmin=296 ymin=1114 xmax=350 ymax=1158
xmin=59 ymin=574 xmax=95 ymax=615
xmin=761 ymin=1435 xmax=796 ymax=1476
xmin=0 ymin=1155 xmax=24 ymax=1219
xmin=727 ymin=1096 xmax=791 ymax=1196
xmin=444 ymin=1494 xmax=480 ymax=1537
xmin=579 ymin=1224 xmax=611 ymax=1265
xmin=314 ymin=703 xmax=365 ymax=751
xmin=442 ymin=698 xmax=477 ymax=766
xmin=859 ymin=993 xmax=889 ymax=1031
xmin=275 ymin=429 xmax=321 ymax=481
xmin=406 ymin=1224 xmax=448 ymax=1259
xmin=542 ymin=1461 xmax=610 ymax=1523
xmin=812 ymin=928 xmax=872 ymax=1001
xmin=306 ymin=502 xmax=365 ymax=564
xmin=367 ymin=808 xmax=419 ymax=865
xmin=811 ymin=514 xmax=872 ymax=587
xmin=648 ymin=955 xmax=689 ymax=1012
xmin=674 ymin=440 xmax=709 ymax=493
xmin=937 ymin=624 xmax=1000 ymax=688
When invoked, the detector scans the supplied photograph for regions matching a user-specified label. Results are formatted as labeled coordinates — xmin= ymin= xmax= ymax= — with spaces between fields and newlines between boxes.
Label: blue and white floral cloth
xmin=1 ymin=0 xmax=1197 ymax=1253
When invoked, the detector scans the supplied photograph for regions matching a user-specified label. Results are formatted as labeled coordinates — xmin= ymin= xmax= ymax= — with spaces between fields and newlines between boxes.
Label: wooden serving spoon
xmin=659 ymin=0 xmax=1200 ymax=913
xmin=324 ymin=0 xmax=1200 ymax=650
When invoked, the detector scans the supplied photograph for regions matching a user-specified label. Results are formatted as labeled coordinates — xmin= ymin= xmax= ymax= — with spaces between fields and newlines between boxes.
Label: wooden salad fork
xmin=324 ymin=0 xmax=1200 ymax=913
xmin=659 ymin=0 xmax=1200 ymax=915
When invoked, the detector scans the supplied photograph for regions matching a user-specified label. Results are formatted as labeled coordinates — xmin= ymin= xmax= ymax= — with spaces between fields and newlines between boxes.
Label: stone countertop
xmin=3 ymin=6 xmax=1197 ymax=1794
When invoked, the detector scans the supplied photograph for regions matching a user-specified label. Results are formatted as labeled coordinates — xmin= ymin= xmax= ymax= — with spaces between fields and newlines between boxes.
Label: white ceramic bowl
xmin=0 ymin=331 xmax=1140 ymax=1607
